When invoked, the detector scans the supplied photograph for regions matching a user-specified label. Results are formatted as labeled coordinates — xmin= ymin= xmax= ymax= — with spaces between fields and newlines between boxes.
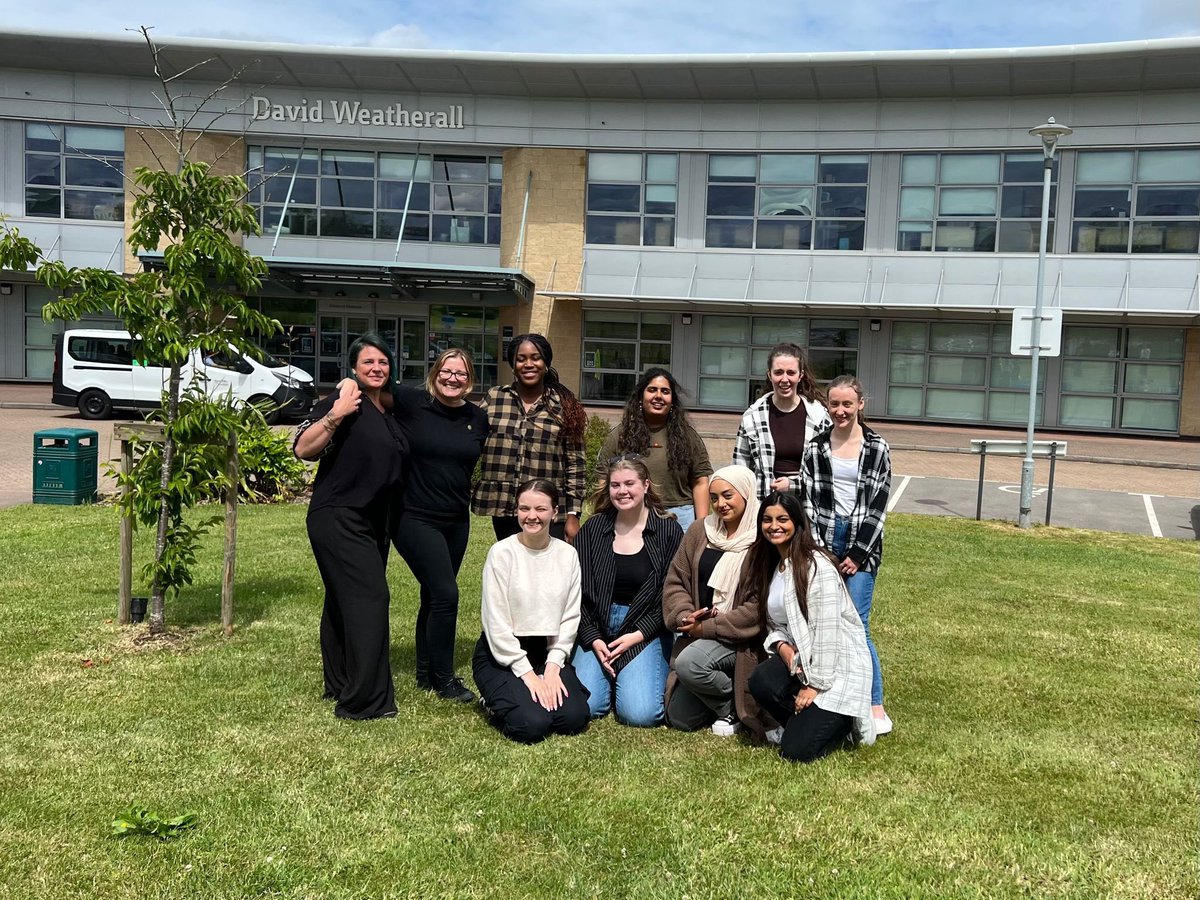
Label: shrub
xmin=237 ymin=422 xmax=309 ymax=503
xmin=583 ymin=413 xmax=614 ymax=499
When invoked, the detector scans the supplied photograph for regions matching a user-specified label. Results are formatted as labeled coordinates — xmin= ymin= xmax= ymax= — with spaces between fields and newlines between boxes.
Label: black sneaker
xmin=435 ymin=675 xmax=476 ymax=704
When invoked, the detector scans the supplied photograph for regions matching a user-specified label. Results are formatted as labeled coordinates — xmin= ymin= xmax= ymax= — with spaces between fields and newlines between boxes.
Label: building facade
xmin=0 ymin=31 xmax=1197 ymax=436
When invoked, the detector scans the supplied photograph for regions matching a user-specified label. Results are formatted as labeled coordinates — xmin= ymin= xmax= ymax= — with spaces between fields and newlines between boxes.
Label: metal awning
xmin=138 ymin=252 xmax=533 ymax=304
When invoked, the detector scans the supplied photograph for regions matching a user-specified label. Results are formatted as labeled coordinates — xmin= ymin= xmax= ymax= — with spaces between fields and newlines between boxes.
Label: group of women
xmin=295 ymin=330 xmax=892 ymax=762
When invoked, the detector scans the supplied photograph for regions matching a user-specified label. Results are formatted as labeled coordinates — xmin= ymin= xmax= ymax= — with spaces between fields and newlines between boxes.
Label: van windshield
xmin=243 ymin=342 xmax=284 ymax=369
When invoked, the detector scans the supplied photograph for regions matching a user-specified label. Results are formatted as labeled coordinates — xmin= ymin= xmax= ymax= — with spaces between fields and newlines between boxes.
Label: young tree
xmin=0 ymin=28 xmax=278 ymax=634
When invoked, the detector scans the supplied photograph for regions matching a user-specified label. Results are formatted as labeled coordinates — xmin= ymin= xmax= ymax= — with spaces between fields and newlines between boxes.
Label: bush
xmin=583 ymin=413 xmax=614 ymax=500
xmin=237 ymin=422 xmax=309 ymax=503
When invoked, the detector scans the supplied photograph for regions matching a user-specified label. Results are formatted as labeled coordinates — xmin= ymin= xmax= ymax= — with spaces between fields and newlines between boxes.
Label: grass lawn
xmin=0 ymin=503 xmax=1195 ymax=899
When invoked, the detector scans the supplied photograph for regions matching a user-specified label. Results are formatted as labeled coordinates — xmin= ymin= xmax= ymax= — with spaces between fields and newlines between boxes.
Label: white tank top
xmin=831 ymin=454 xmax=859 ymax=517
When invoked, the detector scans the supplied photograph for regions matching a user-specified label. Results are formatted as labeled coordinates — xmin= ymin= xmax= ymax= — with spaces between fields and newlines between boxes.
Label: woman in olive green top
xmin=595 ymin=368 xmax=712 ymax=530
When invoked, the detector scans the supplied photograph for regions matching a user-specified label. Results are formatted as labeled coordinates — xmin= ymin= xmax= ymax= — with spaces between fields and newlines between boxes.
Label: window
xmin=247 ymin=147 xmax=502 ymax=245
xmin=1059 ymin=325 xmax=1183 ymax=431
xmin=698 ymin=316 xmax=859 ymax=408
xmin=885 ymin=322 xmax=1046 ymax=423
xmin=585 ymin=153 xmax=677 ymax=247
xmin=705 ymin=154 xmax=868 ymax=251
xmin=580 ymin=311 xmax=673 ymax=401
xmin=898 ymin=152 xmax=1056 ymax=253
xmin=1072 ymin=149 xmax=1200 ymax=254
xmin=427 ymin=305 xmax=502 ymax=389
xmin=25 ymin=123 xmax=125 ymax=221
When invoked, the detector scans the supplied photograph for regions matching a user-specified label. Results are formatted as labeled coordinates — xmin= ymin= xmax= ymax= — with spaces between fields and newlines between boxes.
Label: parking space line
xmin=889 ymin=475 xmax=922 ymax=512
xmin=1130 ymin=493 xmax=1164 ymax=538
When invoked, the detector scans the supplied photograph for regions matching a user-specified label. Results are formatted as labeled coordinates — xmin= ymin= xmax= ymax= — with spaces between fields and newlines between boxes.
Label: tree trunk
xmin=148 ymin=362 xmax=183 ymax=635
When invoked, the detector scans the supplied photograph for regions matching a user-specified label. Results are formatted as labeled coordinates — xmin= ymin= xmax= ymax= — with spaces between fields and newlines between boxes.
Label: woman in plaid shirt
xmin=471 ymin=334 xmax=588 ymax=542
xmin=802 ymin=375 xmax=893 ymax=735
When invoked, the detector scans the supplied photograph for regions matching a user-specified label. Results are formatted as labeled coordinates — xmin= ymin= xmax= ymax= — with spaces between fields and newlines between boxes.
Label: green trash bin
xmin=33 ymin=427 xmax=99 ymax=505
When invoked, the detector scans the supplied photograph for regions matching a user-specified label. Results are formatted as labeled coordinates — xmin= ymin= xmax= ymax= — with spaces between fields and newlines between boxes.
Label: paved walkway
xmin=4 ymin=383 xmax=1198 ymax=537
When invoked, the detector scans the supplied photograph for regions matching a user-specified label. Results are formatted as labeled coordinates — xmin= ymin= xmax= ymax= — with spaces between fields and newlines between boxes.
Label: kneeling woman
xmin=745 ymin=492 xmax=876 ymax=762
xmin=573 ymin=456 xmax=683 ymax=727
xmin=662 ymin=464 xmax=768 ymax=738
xmin=473 ymin=480 xmax=591 ymax=744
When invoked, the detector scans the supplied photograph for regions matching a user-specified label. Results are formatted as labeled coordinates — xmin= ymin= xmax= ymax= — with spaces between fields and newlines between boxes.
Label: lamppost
xmin=1019 ymin=117 xmax=1073 ymax=529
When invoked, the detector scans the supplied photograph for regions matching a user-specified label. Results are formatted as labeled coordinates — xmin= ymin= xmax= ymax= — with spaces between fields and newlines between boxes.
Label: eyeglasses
xmin=437 ymin=369 xmax=469 ymax=382
xmin=607 ymin=452 xmax=643 ymax=465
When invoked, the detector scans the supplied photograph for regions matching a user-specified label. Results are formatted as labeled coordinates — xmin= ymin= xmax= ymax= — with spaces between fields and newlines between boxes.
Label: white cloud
xmin=366 ymin=23 xmax=434 ymax=49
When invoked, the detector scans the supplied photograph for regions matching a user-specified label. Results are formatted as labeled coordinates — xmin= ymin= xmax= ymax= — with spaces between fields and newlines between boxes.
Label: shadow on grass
xmin=165 ymin=572 xmax=314 ymax=628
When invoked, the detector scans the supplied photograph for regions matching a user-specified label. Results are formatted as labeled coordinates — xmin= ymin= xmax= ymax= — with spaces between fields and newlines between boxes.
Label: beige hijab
xmin=702 ymin=464 xmax=761 ymax=613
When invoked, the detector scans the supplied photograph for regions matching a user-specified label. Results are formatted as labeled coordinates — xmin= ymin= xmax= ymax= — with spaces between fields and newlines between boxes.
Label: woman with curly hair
xmin=595 ymin=367 xmax=712 ymax=529
xmin=472 ymin=333 xmax=589 ymax=542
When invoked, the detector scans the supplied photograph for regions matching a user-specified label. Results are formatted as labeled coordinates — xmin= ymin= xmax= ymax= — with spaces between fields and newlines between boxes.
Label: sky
xmin=0 ymin=0 xmax=1197 ymax=54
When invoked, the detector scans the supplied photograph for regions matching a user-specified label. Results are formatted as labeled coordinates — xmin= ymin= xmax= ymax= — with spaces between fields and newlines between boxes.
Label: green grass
xmin=0 ymin=504 xmax=1195 ymax=899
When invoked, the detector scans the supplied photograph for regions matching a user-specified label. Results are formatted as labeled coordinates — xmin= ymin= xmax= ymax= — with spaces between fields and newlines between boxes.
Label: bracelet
xmin=321 ymin=414 xmax=340 ymax=434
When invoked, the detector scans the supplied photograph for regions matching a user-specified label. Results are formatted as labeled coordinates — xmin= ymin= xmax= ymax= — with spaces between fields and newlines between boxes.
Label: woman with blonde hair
xmin=572 ymin=455 xmax=683 ymax=727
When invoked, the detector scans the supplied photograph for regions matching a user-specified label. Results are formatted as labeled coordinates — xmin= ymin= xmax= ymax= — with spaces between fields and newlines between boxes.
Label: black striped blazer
xmin=575 ymin=509 xmax=684 ymax=673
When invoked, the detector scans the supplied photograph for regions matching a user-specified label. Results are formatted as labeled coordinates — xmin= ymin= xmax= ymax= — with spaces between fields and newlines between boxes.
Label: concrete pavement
xmin=3 ymin=382 xmax=1198 ymax=537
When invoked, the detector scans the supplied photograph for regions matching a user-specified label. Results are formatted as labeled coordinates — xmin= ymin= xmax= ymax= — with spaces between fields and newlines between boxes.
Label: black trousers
xmin=306 ymin=505 xmax=396 ymax=720
xmin=748 ymin=654 xmax=853 ymax=763
xmin=391 ymin=510 xmax=470 ymax=685
xmin=471 ymin=635 xmax=590 ymax=744
xmin=491 ymin=516 xmax=567 ymax=542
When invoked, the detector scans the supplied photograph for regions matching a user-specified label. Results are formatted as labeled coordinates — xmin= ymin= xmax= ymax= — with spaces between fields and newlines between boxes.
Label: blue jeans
xmin=667 ymin=504 xmax=696 ymax=531
xmin=832 ymin=516 xmax=883 ymax=706
xmin=572 ymin=603 xmax=671 ymax=727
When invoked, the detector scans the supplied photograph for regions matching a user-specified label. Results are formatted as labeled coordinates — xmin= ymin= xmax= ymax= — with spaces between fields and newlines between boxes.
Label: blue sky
xmin=1 ymin=0 xmax=1197 ymax=53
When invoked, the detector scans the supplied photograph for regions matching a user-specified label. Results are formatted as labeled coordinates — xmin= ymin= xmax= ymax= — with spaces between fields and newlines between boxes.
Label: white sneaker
xmin=710 ymin=714 xmax=742 ymax=737
xmin=765 ymin=726 xmax=784 ymax=746
xmin=874 ymin=713 xmax=894 ymax=736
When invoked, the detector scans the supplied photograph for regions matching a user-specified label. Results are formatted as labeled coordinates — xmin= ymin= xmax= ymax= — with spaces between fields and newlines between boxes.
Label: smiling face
xmin=761 ymin=503 xmax=796 ymax=554
xmin=641 ymin=376 xmax=673 ymax=422
xmin=708 ymin=478 xmax=747 ymax=532
xmin=352 ymin=343 xmax=390 ymax=392
xmin=768 ymin=354 xmax=801 ymax=400
xmin=608 ymin=465 xmax=648 ymax=512
xmin=515 ymin=488 xmax=555 ymax=537
xmin=827 ymin=384 xmax=864 ymax=431
xmin=512 ymin=341 xmax=548 ymax=391
xmin=433 ymin=352 xmax=471 ymax=404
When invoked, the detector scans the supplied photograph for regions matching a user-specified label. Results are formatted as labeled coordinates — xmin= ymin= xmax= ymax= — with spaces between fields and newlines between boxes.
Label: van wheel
xmin=78 ymin=389 xmax=113 ymax=420
xmin=248 ymin=395 xmax=281 ymax=425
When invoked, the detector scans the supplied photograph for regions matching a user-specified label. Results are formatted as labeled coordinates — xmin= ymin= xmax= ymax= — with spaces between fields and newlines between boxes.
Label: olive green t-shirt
xmin=595 ymin=422 xmax=713 ymax=508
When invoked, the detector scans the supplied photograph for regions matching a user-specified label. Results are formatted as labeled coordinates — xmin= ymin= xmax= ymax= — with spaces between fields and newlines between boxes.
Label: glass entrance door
xmin=400 ymin=318 xmax=427 ymax=386
xmin=318 ymin=314 xmax=370 ymax=385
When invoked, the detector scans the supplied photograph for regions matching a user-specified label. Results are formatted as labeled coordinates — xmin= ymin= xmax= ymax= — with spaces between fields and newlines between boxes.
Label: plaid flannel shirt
xmin=732 ymin=393 xmax=831 ymax=499
xmin=801 ymin=424 xmax=891 ymax=573
xmin=470 ymin=383 xmax=587 ymax=522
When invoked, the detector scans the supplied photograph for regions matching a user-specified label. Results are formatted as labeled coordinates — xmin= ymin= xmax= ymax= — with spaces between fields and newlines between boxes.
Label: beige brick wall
xmin=498 ymin=148 xmax=586 ymax=391
xmin=1180 ymin=327 xmax=1200 ymax=437
xmin=121 ymin=128 xmax=246 ymax=272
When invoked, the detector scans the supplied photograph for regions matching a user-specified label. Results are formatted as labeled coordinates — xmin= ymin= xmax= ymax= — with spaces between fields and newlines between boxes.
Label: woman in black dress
xmin=295 ymin=332 xmax=407 ymax=720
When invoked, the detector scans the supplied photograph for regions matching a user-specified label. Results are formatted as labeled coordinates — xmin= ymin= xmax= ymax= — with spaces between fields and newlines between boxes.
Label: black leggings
xmin=472 ymin=635 xmax=590 ymax=744
xmin=306 ymin=504 xmax=396 ymax=720
xmin=391 ymin=511 xmax=470 ymax=685
xmin=749 ymin=654 xmax=853 ymax=763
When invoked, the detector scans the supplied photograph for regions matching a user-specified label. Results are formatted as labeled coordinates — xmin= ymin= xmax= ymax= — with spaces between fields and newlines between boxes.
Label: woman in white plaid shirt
xmin=744 ymin=490 xmax=875 ymax=761
xmin=733 ymin=343 xmax=830 ymax=500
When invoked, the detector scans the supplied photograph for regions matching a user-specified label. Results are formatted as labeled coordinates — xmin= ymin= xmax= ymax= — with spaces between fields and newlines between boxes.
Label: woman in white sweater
xmin=743 ymin=490 xmax=875 ymax=762
xmin=472 ymin=479 xmax=591 ymax=744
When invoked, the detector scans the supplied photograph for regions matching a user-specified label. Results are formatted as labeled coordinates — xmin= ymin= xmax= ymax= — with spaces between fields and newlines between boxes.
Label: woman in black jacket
xmin=571 ymin=455 xmax=683 ymax=727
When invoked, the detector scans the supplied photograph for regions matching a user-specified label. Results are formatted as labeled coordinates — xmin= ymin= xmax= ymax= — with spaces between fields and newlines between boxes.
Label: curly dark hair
xmin=613 ymin=367 xmax=697 ymax=475
xmin=507 ymin=333 xmax=587 ymax=447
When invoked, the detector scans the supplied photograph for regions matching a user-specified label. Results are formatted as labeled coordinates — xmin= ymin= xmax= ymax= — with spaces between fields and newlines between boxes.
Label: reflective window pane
xmin=709 ymin=155 xmax=757 ymax=182
xmin=588 ymin=152 xmax=642 ymax=181
xmin=1076 ymin=151 xmax=1133 ymax=184
xmin=588 ymin=183 xmax=641 ymax=213
xmin=1064 ymin=326 xmax=1120 ymax=357
xmin=926 ymin=389 xmax=986 ymax=420
xmin=1061 ymin=360 xmax=1118 ymax=393
xmin=1060 ymin=395 xmax=1114 ymax=428
xmin=1072 ymin=221 xmax=1128 ymax=253
xmin=752 ymin=318 xmax=807 ymax=345
xmin=1124 ymin=363 xmax=1181 ymax=395
xmin=645 ymin=154 xmax=678 ymax=182
xmin=708 ymin=185 xmax=755 ymax=216
xmin=643 ymin=217 xmax=676 ymax=247
xmin=901 ymin=154 xmax=937 ymax=184
xmin=1136 ymin=149 xmax=1200 ymax=183
xmin=701 ymin=316 xmax=749 ymax=343
xmin=756 ymin=219 xmax=811 ymax=250
xmin=1126 ymin=327 xmax=1184 ymax=361
xmin=760 ymin=154 xmax=815 ymax=184
xmin=887 ymin=385 xmax=924 ymax=416
xmin=705 ymin=218 xmax=753 ymax=248
xmin=891 ymin=322 xmax=926 ymax=350
xmin=939 ymin=154 xmax=1000 ymax=184
xmin=587 ymin=216 xmax=642 ymax=245
xmin=1120 ymin=398 xmax=1178 ymax=431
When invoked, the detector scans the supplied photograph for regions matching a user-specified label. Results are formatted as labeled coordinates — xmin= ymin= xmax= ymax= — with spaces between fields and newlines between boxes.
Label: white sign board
xmin=1010 ymin=307 xmax=1063 ymax=357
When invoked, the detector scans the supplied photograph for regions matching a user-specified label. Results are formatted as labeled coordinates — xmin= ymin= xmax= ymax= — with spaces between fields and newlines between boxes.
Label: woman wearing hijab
xmin=661 ymin=464 xmax=769 ymax=739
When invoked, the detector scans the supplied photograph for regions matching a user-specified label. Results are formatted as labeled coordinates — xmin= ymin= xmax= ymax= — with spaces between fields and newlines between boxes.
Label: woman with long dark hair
xmin=294 ymin=332 xmax=406 ymax=720
xmin=573 ymin=455 xmax=683 ymax=727
xmin=802 ymin=374 xmax=893 ymax=734
xmin=390 ymin=347 xmax=489 ymax=703
xmin=595 ymin=367 xmax=711 ymax=529
xmin=472 ymin=333 xmax=588 ymax=542
xmin=472 ymin=479 xmax=591 ymax=744
xmin=733 ymin=342 xmax=830 ymax=500
xmin=744 ymin=491 xmax=875 ymax=762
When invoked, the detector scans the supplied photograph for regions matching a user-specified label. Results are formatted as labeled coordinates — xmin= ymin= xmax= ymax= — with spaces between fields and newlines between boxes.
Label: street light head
xmin=1029 ymin=117 xmax=1073 ymax=155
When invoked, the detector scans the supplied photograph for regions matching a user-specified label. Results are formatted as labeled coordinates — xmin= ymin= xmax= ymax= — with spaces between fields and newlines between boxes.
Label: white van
xmin=53 ymin=329 xmax=317 ymax=422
